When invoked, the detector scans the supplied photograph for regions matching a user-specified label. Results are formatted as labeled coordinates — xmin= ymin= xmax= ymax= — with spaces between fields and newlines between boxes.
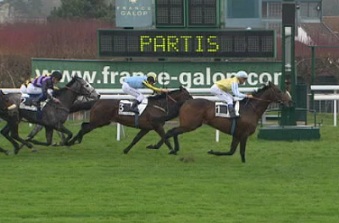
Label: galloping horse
xmin=0 ymin=91 xmax=32 ymax=155
xmin=25 ymin=97 xmax=98 ymax=146
xmin=163 ymin=82 xmax=293 ymax=163
xmin=0 ymin=76 xmax=100 ymax=154
xmin=68 ymin=87 xmax=193 ymax=153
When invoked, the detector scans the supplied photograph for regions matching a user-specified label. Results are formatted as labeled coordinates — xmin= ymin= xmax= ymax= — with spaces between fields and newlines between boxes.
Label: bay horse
xmin=163 ymin=82 xmax=293 ymax=163
xmin=0 ymin=76 xmax=100 ymax=154
xmin=68 ymin=87 xmax=193 ymax=153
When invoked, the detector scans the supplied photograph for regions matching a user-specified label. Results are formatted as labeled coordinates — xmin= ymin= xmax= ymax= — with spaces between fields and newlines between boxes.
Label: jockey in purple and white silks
xmin=122 ymin=73 xmax=168 ymax=114
xmin=26 ymin=71 xmax=62 ymax=109
xmin=210 ymin=71 xmax=253 ymax=118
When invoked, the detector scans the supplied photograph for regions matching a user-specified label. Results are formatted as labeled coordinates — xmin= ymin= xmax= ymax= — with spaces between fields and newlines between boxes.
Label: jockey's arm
xmin=143 ymin=81 xmax=165 ymax=94
xmin=231 ymin=82 xmax=247 ymax=98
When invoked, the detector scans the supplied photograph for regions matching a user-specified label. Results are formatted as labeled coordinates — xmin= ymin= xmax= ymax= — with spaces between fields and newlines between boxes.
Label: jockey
xmin=26 ymin=71 xmax=62 ymax=110
xmin=20 ymin=78 xmax=33 ymax=96
xmin=210 ymin=70 xmax=253 ymax=118
xmin=122 ymin=73 xmax=168 ymax=114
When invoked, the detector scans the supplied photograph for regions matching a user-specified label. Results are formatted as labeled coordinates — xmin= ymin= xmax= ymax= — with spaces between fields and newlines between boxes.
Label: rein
xmin=251 ymin=96 xmax=272 ymax=103
xmin=166 ymin=93 xmax=177 ymax=103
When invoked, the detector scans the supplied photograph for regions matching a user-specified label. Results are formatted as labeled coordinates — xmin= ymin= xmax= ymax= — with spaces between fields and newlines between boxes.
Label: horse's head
xmin=261 ymin=82 xmax=293 ymax=107
xmin=169 ymin=86 xmax=193 ymax=105
xmin=66 ymin=76 xmax=100 ymax=100
xmin=0 ymin=93 xmax=8 ymax=111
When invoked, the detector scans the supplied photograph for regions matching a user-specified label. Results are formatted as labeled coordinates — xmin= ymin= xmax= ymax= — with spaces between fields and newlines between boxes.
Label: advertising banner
xmin=32 ymin=58 xmax=282 ymax=89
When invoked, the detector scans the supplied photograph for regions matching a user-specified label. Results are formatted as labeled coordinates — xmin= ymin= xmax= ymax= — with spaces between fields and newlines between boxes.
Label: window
xmin=227 ymin=0 xmax=259 ymax=18
xmin=262 ymin=2 xmax=282 ymax=18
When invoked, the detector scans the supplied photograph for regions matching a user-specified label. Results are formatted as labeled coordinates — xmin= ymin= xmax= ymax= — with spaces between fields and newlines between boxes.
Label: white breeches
xmin=122 ymin=82 xmax=144 ymax=102
xmin=210 ymin=84 xmax=233 ymax=105
xmin=26 ymin=83 xmax=42 ymax=95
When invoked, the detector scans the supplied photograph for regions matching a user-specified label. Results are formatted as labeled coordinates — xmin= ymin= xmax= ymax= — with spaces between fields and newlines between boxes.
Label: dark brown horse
xmin=163 ymin=82 xmax=293 ymax=163
xmin=0 ymin=91 xmax=33 ymax=155
xmin=68 ymin=87 xmax=193 ymax=153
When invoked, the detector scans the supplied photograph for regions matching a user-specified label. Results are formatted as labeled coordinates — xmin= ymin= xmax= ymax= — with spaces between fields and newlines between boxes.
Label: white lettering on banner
xmin=117 ymin=6 xmax=151 ymax=17
xmin=34 ymin=67 xmax=282 ymax=88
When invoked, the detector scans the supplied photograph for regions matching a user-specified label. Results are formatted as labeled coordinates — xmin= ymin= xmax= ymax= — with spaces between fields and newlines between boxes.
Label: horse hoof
xmin=146 ymin=145 xmax=157 ymax=150
xmin=123 ymin=150 xmax=129 ymax=154
xmin=168 ymin=150 xmax=177 ymax=155
xmin=207 ymin=150 xmax=214 ymax=154
xmin=31 ymin=149 xmax=38 ymax=153
xmin=5 ymin=150 xmax=9 ymax=156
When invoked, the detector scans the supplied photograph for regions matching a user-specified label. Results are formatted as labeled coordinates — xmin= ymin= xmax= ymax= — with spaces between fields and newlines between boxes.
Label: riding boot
xmin=130 ymin=100 xmax=140 ymax=114
xmin=228 ymin=104 xmax=236 ymax=119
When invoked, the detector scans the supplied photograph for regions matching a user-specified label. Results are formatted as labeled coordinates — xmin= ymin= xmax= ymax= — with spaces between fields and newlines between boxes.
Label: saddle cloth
xmin=215 ymin=101 xmax=240 ymax=118
xmin=19 ymin=95 xmax=46 ymax=111
xmin=118 ymin=99 xmax=148 ymax=116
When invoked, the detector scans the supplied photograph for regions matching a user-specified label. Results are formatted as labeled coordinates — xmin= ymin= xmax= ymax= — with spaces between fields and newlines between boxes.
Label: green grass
xmin=1 ymin=114 xmax=339 ymax=223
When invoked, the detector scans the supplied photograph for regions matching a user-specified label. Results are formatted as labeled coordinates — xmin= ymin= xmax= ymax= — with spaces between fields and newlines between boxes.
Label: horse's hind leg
xmin=2 ymin=123 xmax=32 ymax=154
xmin=123 ymin=129 xmax=150 ymax=154
xmin=26 ymin=124 xmax=43 ymax=140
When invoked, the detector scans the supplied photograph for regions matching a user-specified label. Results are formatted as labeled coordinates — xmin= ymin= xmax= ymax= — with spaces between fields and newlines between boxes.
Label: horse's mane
xmin=66 ymin=77 xmax=76 ymax=87
xmin=251 ymin=82 xmax=273 ymax=97
xmin=52 ymin=87 xmax=67 ymax=97
xmin=241 ymin=82 xmax=274 ymax=104
xmin=148 ymin=88 xmax=182 ymax=101
xmin=53 ymin=76 xmax=77 ymax=97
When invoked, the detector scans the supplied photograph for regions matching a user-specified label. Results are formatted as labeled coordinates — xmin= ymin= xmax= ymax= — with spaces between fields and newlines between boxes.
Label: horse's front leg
xmin=0 ymin=146 xmax=9 ymax=155
xmin=164 ymin=127 xmax=184 ymax=155
xmin=27 ymin=126 xmax=54 ymax=146
xmin=57 ymin=125 xmax=73 ymax=145
xmin=146 ymin=125 xmax=173 ymax=151
xmin=208 ymin=136 xmax=240 ymax=156
xmin=68 ymin=122 xmax=90 ymax=145
xmin=123 ymin=129 xmax=150 ymax=154
xmin=239 ymin=138 xmax=248 ymax=163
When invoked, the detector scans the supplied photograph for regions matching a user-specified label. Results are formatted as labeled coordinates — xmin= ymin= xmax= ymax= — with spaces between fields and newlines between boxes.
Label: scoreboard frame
xmin=98 ymin=29 xmax=276 ymax=58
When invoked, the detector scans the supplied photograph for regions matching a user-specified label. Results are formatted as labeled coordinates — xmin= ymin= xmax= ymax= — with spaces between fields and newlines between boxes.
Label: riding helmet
xmin=236 ymin=71 xmax=248 ymax=79
xmin=147 ymin=72 xmax=157 ymax=82
xmin=51 ymin=70 xmax=62 ymax=80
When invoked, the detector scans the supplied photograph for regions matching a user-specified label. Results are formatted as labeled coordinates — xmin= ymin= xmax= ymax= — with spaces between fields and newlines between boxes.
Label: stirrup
xmin=130 ymin=107 xmax=139 ymax=114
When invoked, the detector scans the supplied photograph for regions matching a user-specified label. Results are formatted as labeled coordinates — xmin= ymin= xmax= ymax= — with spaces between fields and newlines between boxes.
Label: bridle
xmin=250 ymin=86 xmax=286 ymax=105
xmin=65 ymin=78 xmax=96 ymax=98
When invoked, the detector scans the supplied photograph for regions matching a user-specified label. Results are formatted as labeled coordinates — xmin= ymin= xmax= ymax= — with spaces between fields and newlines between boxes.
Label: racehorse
xmin=0 ymin=76 xmax=100 ymax=154
xmin=162 ymin=82 xmax=293 ymax=163
xmin=25 ymin=98 xmax=98 ymax=146
xmin=68 ymin=87 xmax=193 ymax=153
xmin=0 ymin=91 xmax=33 ymax=155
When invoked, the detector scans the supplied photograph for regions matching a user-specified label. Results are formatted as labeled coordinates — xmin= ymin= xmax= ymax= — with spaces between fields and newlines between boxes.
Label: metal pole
xmin=311 ymin=46 xmax=315 ymax=110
